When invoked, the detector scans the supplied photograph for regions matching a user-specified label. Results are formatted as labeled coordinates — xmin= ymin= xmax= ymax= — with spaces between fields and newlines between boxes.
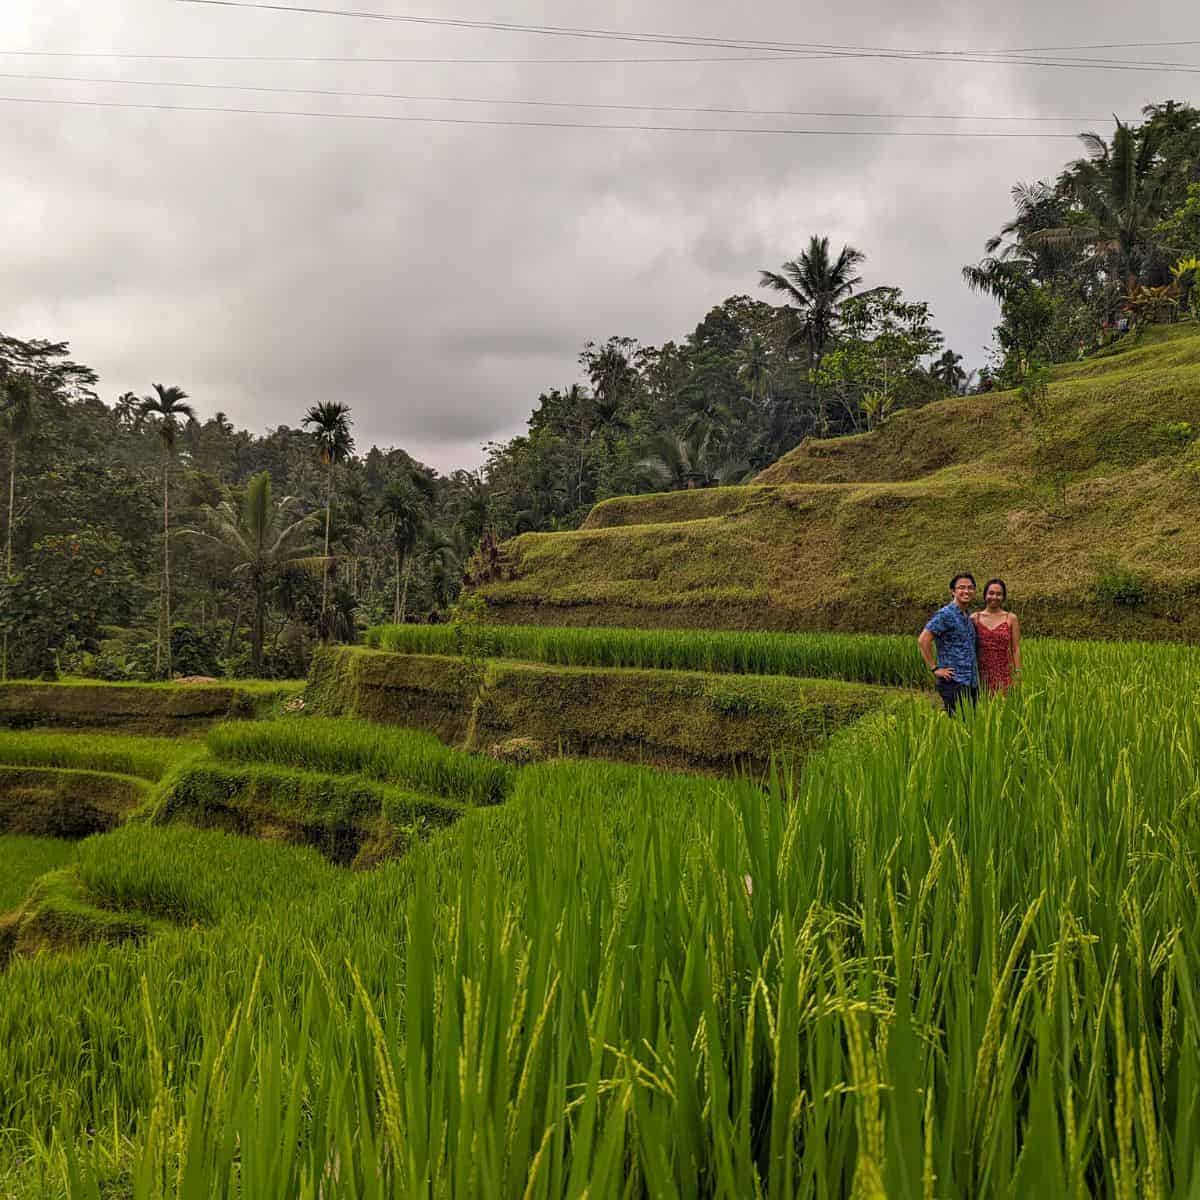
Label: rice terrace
xmin=4 ymin=30 xmax=1200 ymax=1200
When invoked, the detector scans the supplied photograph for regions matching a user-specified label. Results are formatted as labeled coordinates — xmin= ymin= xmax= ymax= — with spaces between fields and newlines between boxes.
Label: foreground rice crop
xmin=1 ymin=642 xmax=1198 ymax=1196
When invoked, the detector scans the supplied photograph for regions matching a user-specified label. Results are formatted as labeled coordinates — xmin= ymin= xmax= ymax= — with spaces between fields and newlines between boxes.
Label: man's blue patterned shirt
xmin=924 ymin=602 xmax=978 ymax=686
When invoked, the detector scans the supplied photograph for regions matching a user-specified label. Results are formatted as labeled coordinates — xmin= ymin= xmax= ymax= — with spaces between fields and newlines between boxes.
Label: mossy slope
xmin=0 ymin=868 xmax=162 ymax=969
xmin=0 ymin=680 xmax=302 ymax=733
xmin=479 ymin=324 xmax=1200 ymax=638
xmin=308 ymin=646 xmax=904 ymax=773
xmin=153 ymin=762 xmax=463 ymax=868
xmin=0 ymin=765 xmax=152 ymax=837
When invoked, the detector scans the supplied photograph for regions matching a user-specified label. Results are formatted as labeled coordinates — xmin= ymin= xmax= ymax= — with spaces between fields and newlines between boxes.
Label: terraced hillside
xmin=476 ymin=323 xmax=1200 ymax=638
xmin=2 ymin=637 xmax=1199 ymax=1196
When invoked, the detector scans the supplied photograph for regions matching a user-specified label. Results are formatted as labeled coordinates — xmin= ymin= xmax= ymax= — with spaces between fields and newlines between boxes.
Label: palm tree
xmin=737 ymin=333 xmax=774 ymax=405
xmin=637 ymin=429 xmax=749 ymax=492
xmin=182 ymin=472 xmax=319 ymax=674
xmin=114 ymin=391 xmax=140 ymax=425
xmin=760 ymin=236 xmax=866 ymax=371
xmin=931 ymin=350 xmax=968 ymax=395
xmin=1027 ymin=120 xmax=1170 ymax=304
xmin=378 ymin=478 xmax=425 ymax=624
xmin=301 ymin=401 xmax=355 ymax=619
xmin=1 ymin=372 xmax=36 ymax=681
xmin=138 ymin=383 xmax=196 ymax=678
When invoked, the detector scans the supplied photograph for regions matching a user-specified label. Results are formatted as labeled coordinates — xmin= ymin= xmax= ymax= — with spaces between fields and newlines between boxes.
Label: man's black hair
xmin=949 ymin=572 xmax=976 ymax=591
xmin=983 ymin=577 xmax=1007 ymax=601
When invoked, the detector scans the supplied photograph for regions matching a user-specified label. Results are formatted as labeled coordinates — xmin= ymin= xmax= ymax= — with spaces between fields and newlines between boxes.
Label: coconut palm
xmin=759 ymin=236 xmax=866 ymax=370
xmin=182 ymin=471 xmax=319 ymax=674
xmin=301 ymin=401 xmax=355 ymax=618
xmin=139 ymin=383 xmax=196 ymax=678
xmin=114 ymin=391 xmax=140 ymax=425
xmin=737 ymin=333 xmax=775 ymax=405
xmin=1 ymin=372 xmax=36 ymax=681
xmin=379 ymin=478 xmax=425 ymax=624
xmin=1027 ymin=121 xmax=1171 ymax=301
xmin=931 ymin=350 xmax=968 ymax=395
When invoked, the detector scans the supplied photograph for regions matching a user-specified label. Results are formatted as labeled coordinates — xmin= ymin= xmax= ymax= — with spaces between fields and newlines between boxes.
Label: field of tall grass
xmin=0 ymin=637 xmax=1197 ymax=1196
xmin=206 ymin=718 xmax=513 ymax=805
xmin=366 ymin=620 xmax=1200 ymax=689
xmin=0 ymin=836 xmax=76 ymax=909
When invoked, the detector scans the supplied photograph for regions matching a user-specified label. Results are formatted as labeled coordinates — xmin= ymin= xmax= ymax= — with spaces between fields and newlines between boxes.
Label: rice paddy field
xmin=366 ymin=620 xmax=1194 ymax=689
xmin=1 ymin=631 xmax=1199 ymax=1197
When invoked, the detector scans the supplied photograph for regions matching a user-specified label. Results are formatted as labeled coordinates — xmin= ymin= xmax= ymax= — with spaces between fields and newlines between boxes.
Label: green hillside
xmin=476 ymin=324 xmax=1200 ymax=639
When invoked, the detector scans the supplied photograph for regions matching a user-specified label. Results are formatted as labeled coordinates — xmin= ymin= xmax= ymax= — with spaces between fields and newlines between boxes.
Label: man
xmin=918 ymin=573 xmax=979 ymax=715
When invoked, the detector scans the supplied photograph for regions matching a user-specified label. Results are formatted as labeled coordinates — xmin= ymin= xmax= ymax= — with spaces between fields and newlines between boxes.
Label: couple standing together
xmin=917 ymin=573 xmax=1022 ymax=714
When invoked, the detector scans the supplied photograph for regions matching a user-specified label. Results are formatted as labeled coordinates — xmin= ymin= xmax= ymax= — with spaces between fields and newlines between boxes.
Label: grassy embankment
xmin=0 ymin=639 xmax=1197 ymax=1195
xmin=0 ymin=679 xmax=303 ymax=733
xmin=475 ymin=323 xmax=1200 ymax=637
xmin=308 ymin=643 xmax=903 ymax=772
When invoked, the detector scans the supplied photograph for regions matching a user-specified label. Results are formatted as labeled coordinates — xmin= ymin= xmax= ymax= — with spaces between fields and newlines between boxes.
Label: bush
xmin=169 ymin=624 xmax=221 ymax=678
xmin=1093 ymin=556 xmax=1149 ymax=607
xmin=1153 ymin=420 xmax=1196 ymax=450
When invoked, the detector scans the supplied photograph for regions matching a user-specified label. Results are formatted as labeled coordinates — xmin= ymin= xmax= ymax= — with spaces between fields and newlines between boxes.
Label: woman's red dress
xmin=975 ymin=616 xmax=1014 ymax=692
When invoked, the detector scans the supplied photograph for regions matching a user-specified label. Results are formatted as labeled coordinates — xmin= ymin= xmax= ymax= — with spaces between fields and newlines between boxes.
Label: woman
xmin=972 ymin=578 xmax=1022 ymax=693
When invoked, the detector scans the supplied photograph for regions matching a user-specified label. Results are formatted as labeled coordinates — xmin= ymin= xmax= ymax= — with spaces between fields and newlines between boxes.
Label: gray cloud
xmin=2 ymin=0 xmax=1196 ymax=470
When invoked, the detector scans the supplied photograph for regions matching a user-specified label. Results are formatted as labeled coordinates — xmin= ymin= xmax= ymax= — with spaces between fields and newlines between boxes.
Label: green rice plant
xmin=206 ymin=718 xmax=513 ymax=805
xmin=0 ymin=836 xmax=76 ymax=910
xmin=76 ymin=824 xmax=341 ymax=925
xmin=0 ymin=731 xmax=193 ymax=782
xmin=367 ymin=621 xmax=1200 ymax=690
xmin=366 ymin=621 xmax=930 ymax=685
xmin=4 ymin=640 xmax=1200 ymax=1196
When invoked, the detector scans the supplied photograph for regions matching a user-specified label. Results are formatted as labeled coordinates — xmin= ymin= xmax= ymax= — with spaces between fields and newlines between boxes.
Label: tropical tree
xmin=931 ymin=350 xmax=968 ymax=394
xmin=301 ymin=401 xmax=355 ymax=619
xmin=637 ymin=429 xmax=747 ymax=491
xmin=114 ymin=391 xmax=140 ymax=424
xmin=737 ymin=333 xmax=775 ymax=405
xmin=138 ymin=383 xmax=196 ymax=678
xmin=182 ymin=471 xmax=319 ymax=674
xmin=1 ymin=372 xmax=36 ymax=681
xmin=1027 ymin=120 xmax=1170 ymax=305
xmin=759 ymin=236 xmax=866 ymax=371
xmin=378 ymin=478 xmax=425 ymax=624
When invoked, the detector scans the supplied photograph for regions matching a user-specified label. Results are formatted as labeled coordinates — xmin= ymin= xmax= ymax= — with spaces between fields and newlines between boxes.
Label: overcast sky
xmin=2 ymin=1 xmax=1196 ymax=472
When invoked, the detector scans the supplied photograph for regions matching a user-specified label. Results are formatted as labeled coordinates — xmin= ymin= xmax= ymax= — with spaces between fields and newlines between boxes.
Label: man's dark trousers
xmin=936 ymin=677 xmax=979 ymax=716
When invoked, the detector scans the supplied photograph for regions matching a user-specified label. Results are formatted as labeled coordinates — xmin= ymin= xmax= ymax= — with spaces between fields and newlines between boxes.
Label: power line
xmin=0 ymin=71 xmax=1112 ymax=122
xmin=994 ymin=39 xmax=1200 ymax=53
xmin=0 ymin=48 xmax=833 ymax=65
xmin=0 ymin=92 xmax=1086 ymax=135
xmin=169 ymin=0 xmax=1200 ymax=72
xmin=4 ymin=44 xmax=1200 ymax=72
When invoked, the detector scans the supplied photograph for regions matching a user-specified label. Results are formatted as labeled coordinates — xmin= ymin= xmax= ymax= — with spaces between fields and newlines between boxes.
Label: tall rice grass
xmin=0 ymin=731 xmax=191 ymax=782
xmin=0 ymin=836 xmax=77 ymax=910
xmin=2 ymin=642 xmax=1198 ymax=1196
xmin=206 ymin=718 xmax=513 ymax=805
xmin=366 ymin=620 xmax=1200 ymax=689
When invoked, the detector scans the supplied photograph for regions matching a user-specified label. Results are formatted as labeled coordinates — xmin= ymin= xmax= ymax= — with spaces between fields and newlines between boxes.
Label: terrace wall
xmin=307 ymin=646 xmax=903 ymax=773
xmin=0 ymin=682 xmax=301 ymax=733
